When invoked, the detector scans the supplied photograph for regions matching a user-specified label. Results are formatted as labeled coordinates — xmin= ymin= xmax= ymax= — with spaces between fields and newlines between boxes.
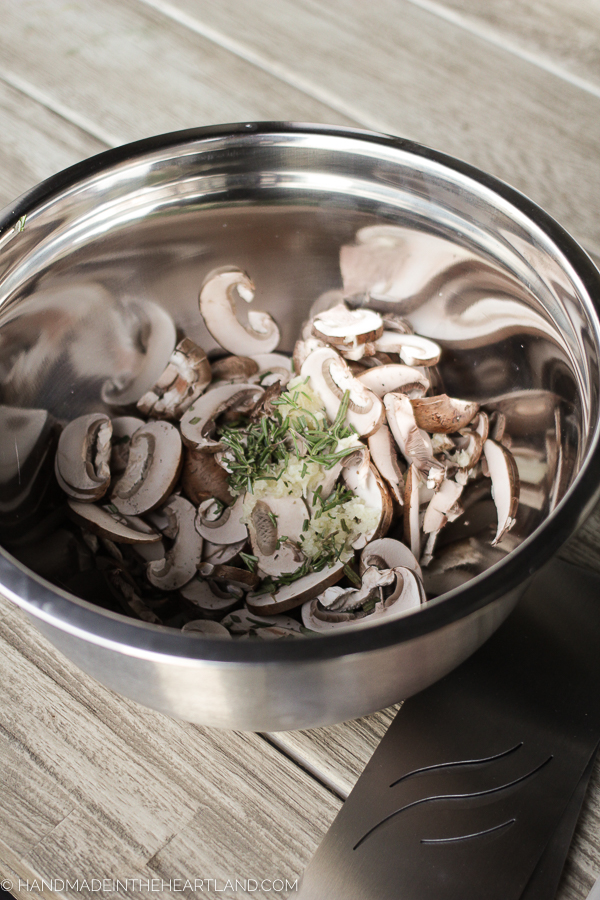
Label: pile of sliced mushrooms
xmin=53 ymin=265 xmax=520 ymax=639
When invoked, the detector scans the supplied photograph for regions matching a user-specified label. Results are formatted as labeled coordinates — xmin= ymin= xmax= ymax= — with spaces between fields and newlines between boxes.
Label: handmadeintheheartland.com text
xmin=4 ymin=877 xmax=298 ymax=895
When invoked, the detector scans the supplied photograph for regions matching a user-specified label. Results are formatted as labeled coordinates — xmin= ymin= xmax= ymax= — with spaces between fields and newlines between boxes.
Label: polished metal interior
xmin=0 ymin=125 xmax=598 ymax=730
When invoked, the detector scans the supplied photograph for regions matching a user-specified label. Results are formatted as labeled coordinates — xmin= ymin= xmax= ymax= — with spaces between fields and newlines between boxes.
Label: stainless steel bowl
xmin=1 ymin=123 xmax=599 ymax=731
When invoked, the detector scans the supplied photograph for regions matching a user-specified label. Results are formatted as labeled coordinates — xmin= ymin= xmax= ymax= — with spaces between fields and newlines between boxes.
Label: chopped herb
xmin=343 ymin=564 xmax=362 ymax=587
xmin=239 ymin=552 xmax=259 ymax=573
xmin=188 ymin=416 xmax=201 ymax=425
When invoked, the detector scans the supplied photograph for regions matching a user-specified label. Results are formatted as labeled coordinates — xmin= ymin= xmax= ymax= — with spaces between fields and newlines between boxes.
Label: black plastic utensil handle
xmin=299 ymin=559 xmax=600 ymax=900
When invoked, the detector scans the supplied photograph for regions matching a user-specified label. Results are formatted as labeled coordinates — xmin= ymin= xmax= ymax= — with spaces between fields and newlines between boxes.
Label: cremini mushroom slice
xmin=246 ymin=562 xmax=345 ymax=615
xmin=403 ymin=464 xmax=422 ymax=560
xmin=357 ymin=364 xmax=429 ymax=399
xmin=384 ymin=392 xmax=445 ymax=488
xmin=311 ymin=303 xmax=384 ymax=347
xmin=199 ymin=266 xmax=280 ymax=356
xmin=181 ymin=446 xmax=233 ymax=507
xmin=483 ymin=438 xmax=520 ymax=545
xmin=360 ymin=536 xmax=422 ymax=580
xmin=220 ymin=608 xmax=304 ymax=640
xmin=422 ymin=478 xmax=464 ymax=535
xmin=195 ymin=494 xmax=247 ymax=544
xmin=179 ymin=575 xmax=242 ymax=618
xmin=67 ymin=500 xmax=162 ymax=545
xmin=110 ymin=420 xmax=182 ymax=515
xmin=181 ymin=619 xmax=232 ymax=638
xmin=367 ymin=425 xmax=405 ymax=505
xmin=146 ymin=495 xmax=203 ymax=590
xmin=110 ymin=416 xmax=145 ymax=475
xmin=199 ymin=562 xmax=260 ymax=591
xmin=374 ymin=331 xmax=441 ymax=367
xmin=136 ymin=338 xmax=211 ymax=419
xmin=55 ymin=413 xmax=113 ymax=502
xmin=301 ymin=346 xmax=384 ymax=437
xmin=411 ymin=395 xmax=479 ymax=434
xmin=210 ymin=355 xmax=259 ymax=384
xmin=179 ymin=382 xmax=264 ymax=451
xmin=202 ymin=538 xmax=248 ymax=565
xmin=341 ymin=462 xmax=393 ymax=549
xmin=250 ymin=353 xmax=293 ymax=387
xmin=292 ymin=337 xmax=327 ymax=373
xmin=247 ymin=496 xmax=307 ymax=578
xmin=99 ymin=559 xmax=162 ymax=624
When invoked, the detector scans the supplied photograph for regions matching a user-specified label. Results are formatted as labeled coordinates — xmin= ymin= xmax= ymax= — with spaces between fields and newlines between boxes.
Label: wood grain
xmin=152 ymin=0 xmax=600 ymax=255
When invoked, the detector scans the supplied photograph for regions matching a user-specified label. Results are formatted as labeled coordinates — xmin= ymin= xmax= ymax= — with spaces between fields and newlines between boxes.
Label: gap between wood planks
xmin=260 ymin=732 xmax=350 ymax=801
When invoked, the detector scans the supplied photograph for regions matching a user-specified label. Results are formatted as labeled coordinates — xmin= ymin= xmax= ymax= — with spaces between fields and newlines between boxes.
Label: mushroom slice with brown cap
xmin=181 ymin=446 xmax=233 ymax=507
xmin=67 ymin=500 xmax=161 ymax=545
xmin=199 ymin=562 xmax=260 ymax=592
xmin=210 ymin=355 xmax=259 ymax=384
xmin=250 ymin=353 xmax=293 ymax=387
xmin=483 ymin=438 xmax=520 ymax=545
xmin=199 ymin=266 xmax=280 ymax=356
xmin=246 ymin=562 xmax=345 ymax=616
xmin=202 ymin=538 xmax=247 ymax=565
xmin=55 ymin=413 xmax=112 ymax=502
xmin=311 ymin=304 xmax=383 ymax=347
xmin=292 ymin=337 xmax=327 ymax=374
xmin=110 ymin=420 xmax=182 ymax=516
xmin=195 ymin=494 xmax=247 ymax=544
xmin=403 ymin=464 xmax=422 ymax=560
xmin=146 ymin=495 xmax=203 ymax=590
xmin=179 ymin=382 xmax=264 ymax=451
xmin=301 ymin=346 xmax=384 ymax=437
xmin=368 ymin=425 xmax=405 ymax=505
xmin=341 ymin=462 xmax=393 ymax=549
xmin=180 ymin=575 xmax=242 ymax=618
xmin=137 ymin=338 xmax=211 ymax=419
xmin=247 ymin=496 xmax=307 ymax=578
xmin=422 ymin=478 xmax=464 ymax=535
xmin=374 ymin=331 xmax=441 ymax=367
xmin=384 ymin=393 xmax=445 ymax=488
xmin=181 ymin=620 xmax=232 ymax=638
xmin=220 ymin=608 xmax=304 ymax=640
xmin=360 ymin=536 xmax=422 ymax=580
xmin=110 ymin=416 xmax=145 ymax=475
xmin=357 ymin=364 xmax=429 ymax=399
xmin=411 ymin=395 xmax=479 ymax=434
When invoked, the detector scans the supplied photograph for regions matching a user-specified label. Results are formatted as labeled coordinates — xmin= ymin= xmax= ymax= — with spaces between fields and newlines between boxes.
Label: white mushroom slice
xmin=132 ymin=538 xmax=166 ymax=563
xmin=473 ymin=411 xmax=490 ymax=442
xmin=357 ymin=364 xmax=429 ymax=399
xmin=360 ymin=536 xmax=422 ymax=580
xmin=220 ymin=608 xmax=304 ymax=640
xmin=301 ymin=346 xmax=384 ymax=437
xmin=199 ymin=562 xmax=260 ymax=591
xmin=292 ymin=337 xmax=327 ymax=373
xmin=181 ymin=620 xmax=232 ymax=638
xmin=146 ymin=495 xmax=203 ymax=590
xmin=110 ymin=421 xmax=182 ymax=515
xmin=368 ymin=424 xmax=405 ymax=505
xmin=341 ymin=462 xmax=393 ymax=549
xmin=247 ymin=496 xmax=307 ymax=578
xmin=411 ymin=395 xmax=479 ymax=434
xmin=110 ymin=416 xmax=145 ymax=475
xmin=181 ymin=446 xmax=233 ymax=507
xmin=202 ymin=538 xmax=248 ymax=565
xmin=443 ymin=431 xmax=484 ymax=477
xmin=483 ymin=439 xmax=520 ymax=545
xmin=403 ymin=464 xmax=422 ymax=560
xmin=384 ymin=393 xmax=445 ymax=487
xmin=136 ymin=338 xmax=211 ymax=419
xmin=210 ymin=355 xmax=259 ymax=383
xmin=311 ymin=304 xmax=383 ymax=347
xmin=101 ymin=302 xmax=177 ymax=407
xmin=195 ymin=494 xmax=248 ymax=544
xmin=250 ymin=353 xmax=293 ymax=387
xmin=198 ymin=266 xmax=280 ymax=355
xmin=422 ymin=478 xmax=464 ymax=534
xmin=180 ymin=576 xmax=242 ymax=617
xmin=179 ymin=382 xmax=264 ymax=451
xmin=55 ymin=413 xmax=113 ymax=501
xmin=246 ymin=562 xmax=345 ymax=615
xmin=67 ymin=500 xmax=161 ymax=544
xmin=374 ymin=331 xmax=441 ymax=367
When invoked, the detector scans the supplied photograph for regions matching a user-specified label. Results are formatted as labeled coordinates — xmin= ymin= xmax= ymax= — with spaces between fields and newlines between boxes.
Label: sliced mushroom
xmin=110 ymin=416 xmax=145 ymax=475
xmin=384 ymin=393 xmax=445 ymax=487
xmin=145 ymin=494 xmax=203 ymax=590
xmin=199 ymin=266 xmax=280 ymax=356
xmin=246 ymin=562 xmax=345 ymax=615
xmin=341 ymin=462 xmax=393 ymax=549
xmin=483 ymin=439 xmax=520 ymax=545
xmin=220 ymin=608 xmax=304 ymax=639
xmin=181 ymin=620 xmax=232 ymax=638
xmin=411 ymin=395 xmax=479 ymax=434
xmin=195 ymin=494 xmax=247 ymax=544
xmin=181 ymin=446 xmax=233 ymax=507
xmin=198 ymin=562 xmax=260 ymax=591
xmin=374 ymin=331 xmax=441 ymax=367
xmin=110 ymin=420 xmax=182 ymax=515
xmin=250 ymin=353 xmax=293 ymax=387
xmin=179 ymin=382 xmax=264 ymax=451
xmin=368 ymin=424 xmax=405 ymax=505
xmin=67 ymin=500 xmax=162 ymax=545
xmin=210 ymin=355 xmax=259 ymax=383
xmin=55 ymin=413 xmax=112 ymax=501
xmin=202 ymin=538 xmax=248 ymax=565
xmin=99 ymin=559 xmax=162 ymax=624
xmin=247 ymin=496 xmax=307 ymax=577
xmin=311 ymin=303 xmax=383 ymax=347
xmin=301 ymin=346 xmax=384 ymax=437
xmin=137 ymin=338 xmax=211 ymax=419
xmin=179 ymin=575 xmax=242 ymax=618
xmin=357 ymin=364 xmax=429 ymax=399
xmin=292 ymin=337 xmax=327 ymax=373
xmin=403 ymin=464 xmax=422 ymax=560
xmin=360 ymin=536 xmax=422 ymax=580
xmin=422 ymin=478 xmax=464 ymax=535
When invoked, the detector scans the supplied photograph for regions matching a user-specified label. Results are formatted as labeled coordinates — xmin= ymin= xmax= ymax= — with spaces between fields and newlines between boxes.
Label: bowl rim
xmin=2 ymin=120 xmax=600 ymax=665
